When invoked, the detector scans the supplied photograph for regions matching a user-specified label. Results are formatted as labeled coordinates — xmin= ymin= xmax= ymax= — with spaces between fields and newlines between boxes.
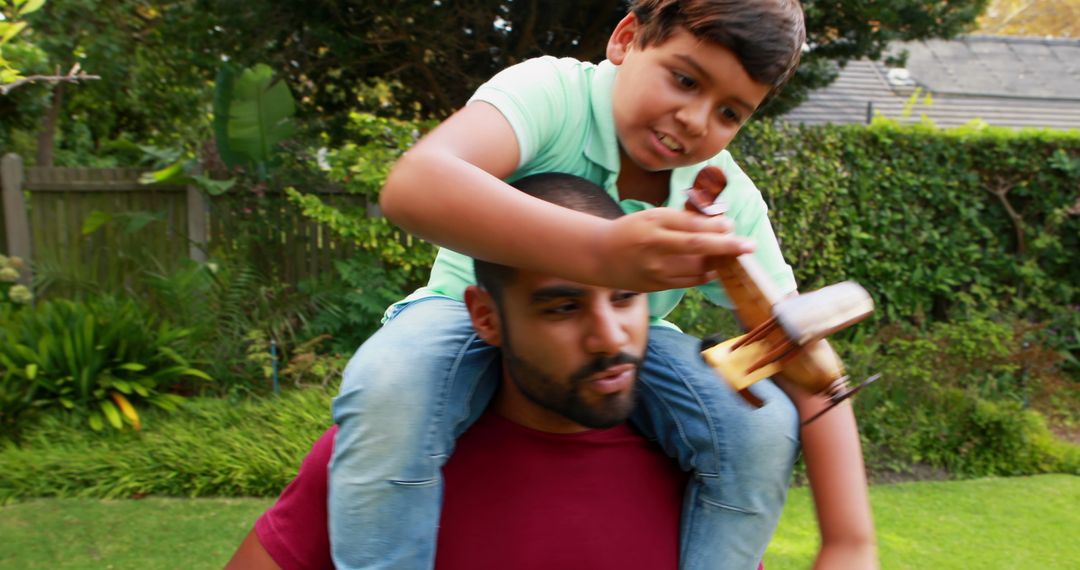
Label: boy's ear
xmin=465 ymin=285 xmax=503 ymax=347
xmin=606 ymin=13 xmax=640 ymax=65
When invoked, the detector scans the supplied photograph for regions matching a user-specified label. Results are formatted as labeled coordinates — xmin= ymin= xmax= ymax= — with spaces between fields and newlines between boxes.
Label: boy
xmin=331 ymin=1 xmax=876 ymax=569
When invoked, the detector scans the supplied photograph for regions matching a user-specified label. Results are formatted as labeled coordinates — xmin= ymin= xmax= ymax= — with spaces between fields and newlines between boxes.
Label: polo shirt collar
xmin=586 ymin=60 xmax=622 ymax=177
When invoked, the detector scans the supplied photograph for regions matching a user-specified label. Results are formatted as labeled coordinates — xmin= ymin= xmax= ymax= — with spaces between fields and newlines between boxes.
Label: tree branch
xmin=983 ymin=177 xmax=1026 ymax=256
xmin=0 ymin=63 xmax=100 ymax=96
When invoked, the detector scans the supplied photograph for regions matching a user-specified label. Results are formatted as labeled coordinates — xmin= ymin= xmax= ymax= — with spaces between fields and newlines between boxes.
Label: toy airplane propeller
xmin=687 ymin=166 xmax=880 ymax=425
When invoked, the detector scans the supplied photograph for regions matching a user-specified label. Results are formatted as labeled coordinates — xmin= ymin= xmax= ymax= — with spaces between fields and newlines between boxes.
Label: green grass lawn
xmin=1 ymin=475 xmax=1076 ymax=569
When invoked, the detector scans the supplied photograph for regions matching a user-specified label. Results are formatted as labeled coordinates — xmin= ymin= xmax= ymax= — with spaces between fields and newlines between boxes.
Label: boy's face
xmin=606 ymin=14 xmax=772 ymax=173
xmin=467 ymin=273 xmax=649 ymax=434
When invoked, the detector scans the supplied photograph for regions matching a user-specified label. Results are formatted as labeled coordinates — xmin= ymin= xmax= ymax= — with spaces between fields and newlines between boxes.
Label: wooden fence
xmin=0 ymin=153 xmax=369 ymax=293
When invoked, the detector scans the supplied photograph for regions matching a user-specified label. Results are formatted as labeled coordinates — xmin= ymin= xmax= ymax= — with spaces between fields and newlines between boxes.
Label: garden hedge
xmin=732 ymin=120 xmax=1078 ymax=326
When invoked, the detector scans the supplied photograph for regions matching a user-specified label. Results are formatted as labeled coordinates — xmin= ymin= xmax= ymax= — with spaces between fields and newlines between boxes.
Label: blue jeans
xmin=329 ymin=297 xmax=800 ymax=570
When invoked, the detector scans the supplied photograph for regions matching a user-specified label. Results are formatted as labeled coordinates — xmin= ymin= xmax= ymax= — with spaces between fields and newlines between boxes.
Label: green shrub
xmin=0 ymin=386 xmax=333 ymax=502
xmin=149 ymin=255 xmax=331 ymax=395
xmin=0 ymin=296 xmax=208 ymax=437
xmin=840 ymin=315 xmax=1079 ymax=478
xmin=286 ymin=111 xmax=437 ymax=275
xmin=300 ymin=252 xmax=415 ymax=354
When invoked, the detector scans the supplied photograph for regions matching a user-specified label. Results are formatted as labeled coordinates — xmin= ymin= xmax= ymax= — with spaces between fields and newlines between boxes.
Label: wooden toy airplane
xmin=687 ymin=166 xmax=880 ymax=424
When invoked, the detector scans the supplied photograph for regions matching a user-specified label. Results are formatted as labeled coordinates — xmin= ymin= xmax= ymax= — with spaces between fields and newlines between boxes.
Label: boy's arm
xmin=777 ymin=379 xmax=879 ymax=570
xmin=380 ymin=102 xmax=753 ymax=292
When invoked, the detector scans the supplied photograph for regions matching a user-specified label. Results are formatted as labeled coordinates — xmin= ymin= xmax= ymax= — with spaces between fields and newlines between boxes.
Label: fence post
xmin=1 ymin=153 xmax=32 ymax=286
xmin=187 ymin=184 xmax=209 ymax=263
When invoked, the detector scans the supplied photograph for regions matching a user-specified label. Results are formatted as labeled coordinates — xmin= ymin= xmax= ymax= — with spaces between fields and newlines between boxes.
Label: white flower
xmin=8 ymin=284 xmax=32 ymax=304
xmin=316 ymin=147 xmax=331 ymax=170
xmin=0 ymin=267 xmax=19 ymax=282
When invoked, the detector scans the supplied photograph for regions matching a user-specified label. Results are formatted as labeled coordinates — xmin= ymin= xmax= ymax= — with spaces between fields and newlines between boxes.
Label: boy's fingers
xmin=655 ymin=207 xmax=734 ymax=233
xmin=653 ymin=227 xmax=755 ymax=257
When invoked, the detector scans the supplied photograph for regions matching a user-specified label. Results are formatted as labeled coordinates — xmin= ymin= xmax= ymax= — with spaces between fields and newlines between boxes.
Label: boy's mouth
xmin=656 ymin=132 xmax=684 ymax=153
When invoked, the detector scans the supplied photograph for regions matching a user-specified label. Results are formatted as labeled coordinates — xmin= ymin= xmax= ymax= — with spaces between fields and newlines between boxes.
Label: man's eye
xmin=544 ymin=302 xmax=579 ymax=315
xmin=613 ymin=291 xmax=641 ymax=304
xmin=672 ymin=71 xmax=696 ymax=89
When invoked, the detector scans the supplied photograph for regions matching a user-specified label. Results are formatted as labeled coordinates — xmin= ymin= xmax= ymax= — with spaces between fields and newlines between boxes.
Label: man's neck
xmin=490 ymin=376 xmax=595 ymax=434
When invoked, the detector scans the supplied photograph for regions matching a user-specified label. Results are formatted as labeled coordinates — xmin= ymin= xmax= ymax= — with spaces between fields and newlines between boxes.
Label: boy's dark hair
xmin=474 ymin=173 xmax=623 ymax=302
xmin=630 ymin=0 xmax=805 ymax=97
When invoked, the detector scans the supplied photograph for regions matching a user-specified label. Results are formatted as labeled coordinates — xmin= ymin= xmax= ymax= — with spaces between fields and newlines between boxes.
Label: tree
xmin=977 ymin=0 xmax=1080 ymax=38
xmin=12 ymin=0 xmax=214 ymax=165
xmin=13 ymin=1 xmax=993 ymax=162
xmin=200 ymin=0 xmax=990 ymax=123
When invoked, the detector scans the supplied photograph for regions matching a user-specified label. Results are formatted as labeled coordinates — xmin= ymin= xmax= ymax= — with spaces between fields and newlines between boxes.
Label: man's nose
xmin=584 ymin=304 xmax=631 ymax=355
xmin=675 ymin=97 xmax=709 ymax=137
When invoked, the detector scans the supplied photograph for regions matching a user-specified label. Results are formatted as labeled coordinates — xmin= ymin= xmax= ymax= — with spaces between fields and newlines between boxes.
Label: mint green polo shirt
xmin=389 ymin=56 xmax=797 ymax=327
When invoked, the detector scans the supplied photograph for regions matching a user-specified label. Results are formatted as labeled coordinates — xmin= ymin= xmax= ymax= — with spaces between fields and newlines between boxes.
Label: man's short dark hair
xmin=473 ymin=173 xmax=623 ymax=302
xmin=629 ymin=0 xmax=806 ymax=98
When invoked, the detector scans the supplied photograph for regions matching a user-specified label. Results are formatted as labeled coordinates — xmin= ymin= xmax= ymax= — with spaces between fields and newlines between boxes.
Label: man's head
xmin=605 ymin=0 xmax=805 ymax=173
xmin=467 ymin=174 xmax=649 ymax=434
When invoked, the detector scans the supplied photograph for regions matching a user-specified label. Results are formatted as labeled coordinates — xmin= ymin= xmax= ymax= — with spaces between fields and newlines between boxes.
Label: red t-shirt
xmin=256 ymin=413 xmax=687 ymax=570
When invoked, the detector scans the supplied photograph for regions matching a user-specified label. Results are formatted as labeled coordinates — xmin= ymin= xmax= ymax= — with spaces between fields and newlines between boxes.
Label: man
xmin=226 ymin=173 xmax=691 ymax=569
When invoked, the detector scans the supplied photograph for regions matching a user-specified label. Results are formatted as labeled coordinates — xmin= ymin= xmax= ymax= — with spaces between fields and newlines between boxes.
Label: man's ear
xmin=606 ymin=12 xmax=640 ymax=65
xmin=465 ymin=285 xmax=503 ymax=347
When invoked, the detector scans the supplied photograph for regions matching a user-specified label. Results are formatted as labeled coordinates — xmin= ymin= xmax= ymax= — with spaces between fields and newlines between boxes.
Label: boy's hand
xmin=597 ymin=207 xmax=754 ymax=292
xmin=597 ymin=166 xmax=754 ymax=292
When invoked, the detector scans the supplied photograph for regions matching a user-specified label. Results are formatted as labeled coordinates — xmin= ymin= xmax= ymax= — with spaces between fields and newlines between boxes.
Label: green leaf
xmin=119 ymin=363 xmax=147 ymax=372
xmin=18 ymin=0 xmax=47 ymax=17
xmin=139 ymin=159 xmax=188 ymax=185
xmin=25 ymin=363 xmax=37 ymax=380
xmin=123 ymin=211 xmax=162 ymax=234
xmin=221 ymin=63 xmax=296 ymax=174
xmin=101 ymin=400 xmax=122 ymax=429
xmin=181 ymin=367 xmax=212 ymax=381
xmin=59 ymin=398 xmax=74 ymax=409
xmin=158 ymin=346 xmax=189 ymax=366
xmin=81 ymin=211 xmax=112 ymax=236
xmin=88 ymin=412 xmax=104 ymax=432
xmin=212 ymin=63 xmax=244 ymax=170
xmin=0 ymin=22 xmax=28 ymax=45
xmin=190 ymin=175 xmax=237 ymax=196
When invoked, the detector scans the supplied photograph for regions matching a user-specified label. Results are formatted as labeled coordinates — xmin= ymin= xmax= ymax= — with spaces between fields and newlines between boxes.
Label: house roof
xmin=782 ymin=35 xmax=1080 ymax=130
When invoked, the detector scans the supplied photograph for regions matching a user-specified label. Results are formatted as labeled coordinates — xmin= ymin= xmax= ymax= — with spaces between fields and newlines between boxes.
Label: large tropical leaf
xmin=217 ymin=63 xmax=296 ymax=176
xmin=211 ymin=64 xmax=245 ymax=171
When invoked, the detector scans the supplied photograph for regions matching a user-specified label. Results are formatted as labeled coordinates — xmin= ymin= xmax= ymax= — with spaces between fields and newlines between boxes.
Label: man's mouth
xmin=656 ymin=132 xmax=684 ymax=153
xmin=587 ymin=363 xmax=636 ymax=395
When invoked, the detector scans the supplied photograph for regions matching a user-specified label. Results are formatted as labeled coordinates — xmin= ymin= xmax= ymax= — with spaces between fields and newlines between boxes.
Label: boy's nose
xmin=675 ymin=99 xmax=709 ymax=138
xmin=584 ymin=304 xmax=631 ymax=355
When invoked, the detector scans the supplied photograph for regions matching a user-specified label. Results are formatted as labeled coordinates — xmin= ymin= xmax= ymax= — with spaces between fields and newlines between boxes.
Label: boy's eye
xmin=613 ymin=291 xmax=641 ymax=304
xmin=718 ymin=106 xmax=742 ymax=124
xmin=672 ymin=71 xmax=697 ymax=89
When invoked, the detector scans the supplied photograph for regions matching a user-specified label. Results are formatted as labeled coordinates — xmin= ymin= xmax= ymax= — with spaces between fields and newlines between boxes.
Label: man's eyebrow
xmin=530 ymin=285 xmax=588 ymax=304
xmin=675 ymin=54 xmax=757 ymax=115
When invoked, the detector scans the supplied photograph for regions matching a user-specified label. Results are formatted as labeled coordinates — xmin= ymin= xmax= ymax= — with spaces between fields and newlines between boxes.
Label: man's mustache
xmin=569 ymin=352 xmax=643 ymax=385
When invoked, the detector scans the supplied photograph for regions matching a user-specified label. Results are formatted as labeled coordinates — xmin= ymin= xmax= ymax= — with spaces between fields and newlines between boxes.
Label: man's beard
xmin=502 ymin=344 xmax=644 ymax=429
